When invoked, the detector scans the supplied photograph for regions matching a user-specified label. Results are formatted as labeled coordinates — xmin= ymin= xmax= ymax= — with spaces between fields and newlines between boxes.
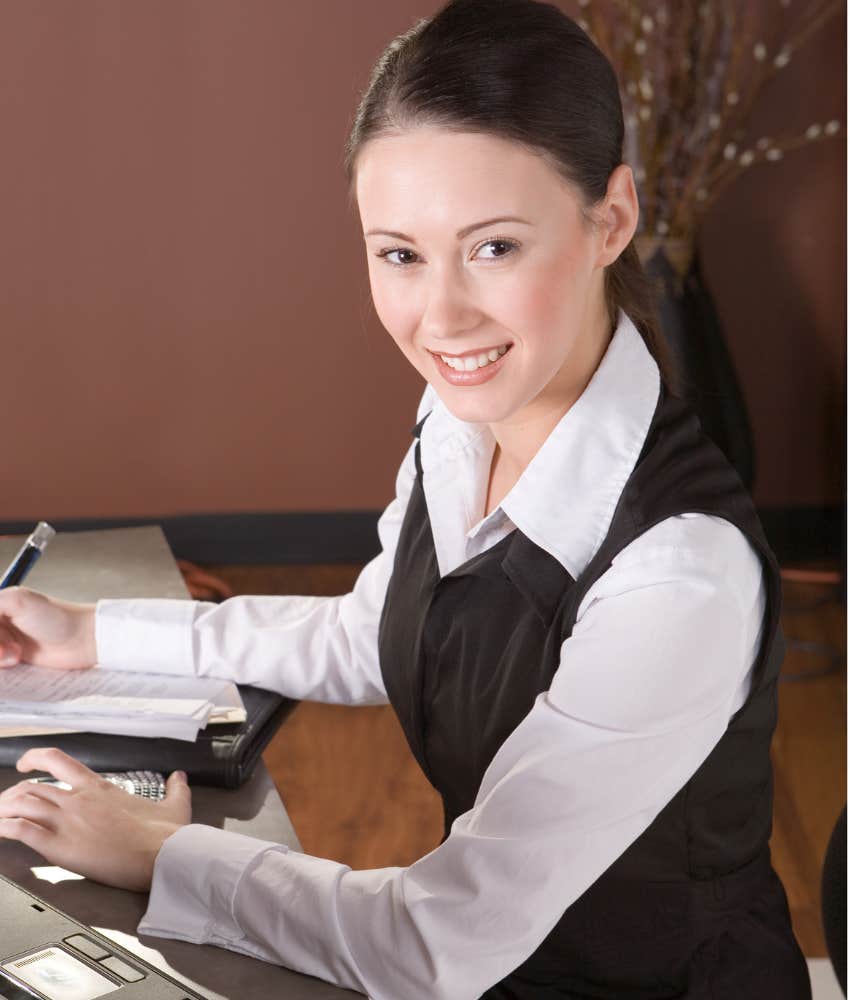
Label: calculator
xmin=98 ymin=773 xmax=167 ymax=801
xmin=28 ymin=772 xmax=167 ymax=802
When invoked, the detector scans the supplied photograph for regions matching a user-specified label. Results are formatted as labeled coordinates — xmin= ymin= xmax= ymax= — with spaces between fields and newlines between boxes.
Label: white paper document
xmin=0 ymin=665 xmax=246 ymax=742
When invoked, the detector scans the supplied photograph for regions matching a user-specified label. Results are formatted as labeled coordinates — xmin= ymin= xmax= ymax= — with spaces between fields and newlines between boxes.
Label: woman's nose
xmin=419 ymin=266 xmax=481 ymax=340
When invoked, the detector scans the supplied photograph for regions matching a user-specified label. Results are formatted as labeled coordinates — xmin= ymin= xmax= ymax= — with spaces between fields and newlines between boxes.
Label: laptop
xmin=0 ymin=874 xmax=204 ymax=999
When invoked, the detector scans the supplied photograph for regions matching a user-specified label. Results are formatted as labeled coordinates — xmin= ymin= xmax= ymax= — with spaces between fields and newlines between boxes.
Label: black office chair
xmin=821 ymin=804 xmax=846 ymax=995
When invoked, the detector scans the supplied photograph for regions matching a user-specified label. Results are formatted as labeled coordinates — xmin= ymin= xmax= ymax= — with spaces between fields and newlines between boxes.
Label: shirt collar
xmin=416 ymin=310 xmax=661 ymax=580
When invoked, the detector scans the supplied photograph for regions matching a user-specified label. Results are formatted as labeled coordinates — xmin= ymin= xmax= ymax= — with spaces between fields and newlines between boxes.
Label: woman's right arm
xmin=95 ymin=436 xmax=418 ymax=705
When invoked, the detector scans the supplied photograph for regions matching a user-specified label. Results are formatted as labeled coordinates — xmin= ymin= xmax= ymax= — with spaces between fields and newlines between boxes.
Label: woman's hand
xmin=0 ymin=748 xmax=191 ymax=892
xmin=0 ymin=588 xmax=97 ymax=669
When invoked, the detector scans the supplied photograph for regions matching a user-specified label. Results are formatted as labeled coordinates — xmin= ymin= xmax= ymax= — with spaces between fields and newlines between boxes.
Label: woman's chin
xmin=430 ymin=384 xmax=516 ymax=426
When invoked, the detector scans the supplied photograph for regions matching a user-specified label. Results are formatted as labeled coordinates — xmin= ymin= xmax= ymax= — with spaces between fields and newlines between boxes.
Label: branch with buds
xmin=570 ymin=0 xmax=843 ymax=256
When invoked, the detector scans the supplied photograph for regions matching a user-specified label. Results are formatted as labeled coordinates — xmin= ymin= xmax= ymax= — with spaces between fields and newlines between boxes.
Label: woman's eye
xmin=374 ymin=238 xmax=519 ymax=267
xmin=473 ymin=238 xmax=519 ymax=260
xmin=376 ymin=248 xmax=419 ymax=266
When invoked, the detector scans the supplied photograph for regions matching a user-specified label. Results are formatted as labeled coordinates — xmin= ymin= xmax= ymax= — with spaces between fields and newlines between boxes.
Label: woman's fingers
xmin=0 ymin=622 xmax=22 ymax=666
xmin=20 ymin=781 xmax=70 ymax=805
xmin=0 ymin=792 xmax=58 ymax=831
xmin=160 ymin=771 xmax=192 ymax=825
xmin=0 ymin=643 xmax=21 ymax=667
xmin=16 ymin=747 xmax=101 ymax=789
xmin=0 ymin=592 xmax=32 ymax=663
xmin=0 ymin=816 xmax=52 ymax=854
xmin=0 ymin=780 xmax=69 ymax=807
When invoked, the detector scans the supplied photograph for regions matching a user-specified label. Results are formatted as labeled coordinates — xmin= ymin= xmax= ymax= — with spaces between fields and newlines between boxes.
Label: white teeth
xmin=438 ymin=344 xmax=511 ymax=372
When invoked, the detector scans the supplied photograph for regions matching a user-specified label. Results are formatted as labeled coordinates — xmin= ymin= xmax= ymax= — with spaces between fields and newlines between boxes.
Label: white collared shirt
xmin=96 ymin=313 xmax=766 ymax=1000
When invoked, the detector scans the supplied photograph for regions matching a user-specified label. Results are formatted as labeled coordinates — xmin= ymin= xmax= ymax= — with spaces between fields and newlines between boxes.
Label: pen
xmin=0 ymin=521 xmax=56 ymax=589
xmin=28 ymin=777 xmax=72 ymax=790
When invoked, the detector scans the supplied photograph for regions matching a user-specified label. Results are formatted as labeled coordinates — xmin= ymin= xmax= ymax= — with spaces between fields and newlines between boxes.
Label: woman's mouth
xmin=430 ymin=343 xmax=514 ymax=386
xmin=434 ymin=343 xmax=511 ymax=371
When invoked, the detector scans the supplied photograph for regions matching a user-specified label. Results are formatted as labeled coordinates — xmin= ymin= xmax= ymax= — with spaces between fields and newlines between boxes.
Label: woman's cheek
xmin=371 ymin=285 xmax=423 ymax=362
xmin=502 ymin=267 xmax=570 ymax=335
xmin=370 ymin=278 xmax=406 ymax=338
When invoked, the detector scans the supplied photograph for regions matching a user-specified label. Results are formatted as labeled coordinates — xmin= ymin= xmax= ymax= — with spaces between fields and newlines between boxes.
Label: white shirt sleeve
xmin=137 ymin=514 xmax=767 ymax=1000
xmin=94 ymin=425 xmax=425 ymax=706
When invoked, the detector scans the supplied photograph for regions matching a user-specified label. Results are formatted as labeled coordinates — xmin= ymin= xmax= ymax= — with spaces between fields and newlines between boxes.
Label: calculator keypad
xmin=101 ymin=771 xmax=167 ymax=800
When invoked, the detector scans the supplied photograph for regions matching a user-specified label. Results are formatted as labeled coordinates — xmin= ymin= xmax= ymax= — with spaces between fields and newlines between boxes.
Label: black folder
xmin=0 ymin=686 xmax=295 ymax=788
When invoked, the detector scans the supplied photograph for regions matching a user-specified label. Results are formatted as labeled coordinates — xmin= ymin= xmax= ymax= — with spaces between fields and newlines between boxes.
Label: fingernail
xmin=1 ymin=653 xmax=16 ymax=667
xmin=176 ymin=771 xmax=187 ymax=782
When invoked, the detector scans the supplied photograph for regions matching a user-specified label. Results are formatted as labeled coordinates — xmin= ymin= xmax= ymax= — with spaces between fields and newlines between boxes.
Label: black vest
xmin=378 ymin=386 xmax=810 ymax=999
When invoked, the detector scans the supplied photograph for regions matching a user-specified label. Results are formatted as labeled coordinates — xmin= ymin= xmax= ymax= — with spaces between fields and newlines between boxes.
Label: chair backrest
xmin=821 ymin=803 xmax=847 ymax=996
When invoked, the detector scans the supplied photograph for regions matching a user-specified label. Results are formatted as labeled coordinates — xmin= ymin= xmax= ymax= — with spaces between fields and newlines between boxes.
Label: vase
xmin=637 ymin=238 xmax=756 ymax=494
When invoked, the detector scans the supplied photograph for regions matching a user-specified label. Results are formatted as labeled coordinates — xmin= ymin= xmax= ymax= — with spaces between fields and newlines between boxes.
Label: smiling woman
xmin=355 ymin=128 xmax=638 ymax=459
xmin=0 ymin=1 xmax=812 ymax=998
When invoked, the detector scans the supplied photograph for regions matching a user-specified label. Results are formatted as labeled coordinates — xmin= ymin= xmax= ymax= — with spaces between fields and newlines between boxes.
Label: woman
xmin=0 ymin=1 xmax=811 ymax=997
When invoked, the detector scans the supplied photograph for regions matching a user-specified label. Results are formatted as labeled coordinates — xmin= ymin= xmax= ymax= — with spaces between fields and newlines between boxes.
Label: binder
xmin=0 ymin=685 xmax=295 ymax=788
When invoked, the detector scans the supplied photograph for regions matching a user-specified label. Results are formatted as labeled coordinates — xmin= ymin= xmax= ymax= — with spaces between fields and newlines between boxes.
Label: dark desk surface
xmin=0 ymin=526 xmax=362 ymax=999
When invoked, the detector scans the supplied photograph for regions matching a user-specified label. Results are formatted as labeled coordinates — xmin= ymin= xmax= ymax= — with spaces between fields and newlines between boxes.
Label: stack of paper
xmin=0 ymin=665 xmax=246 ymax=742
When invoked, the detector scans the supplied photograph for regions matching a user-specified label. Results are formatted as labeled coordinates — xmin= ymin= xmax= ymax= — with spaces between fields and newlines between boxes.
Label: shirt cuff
xmin=139 ymin=824 xmax=367 ymax=988
xmin=95 ymin=598 xmax=197 ymax=675
xmin=138 ymin=824 xmax=287 ymax=950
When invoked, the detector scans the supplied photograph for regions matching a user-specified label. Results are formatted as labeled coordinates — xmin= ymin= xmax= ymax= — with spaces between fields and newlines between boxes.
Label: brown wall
xmin=1 ymin=1 xmax=844 ymax=521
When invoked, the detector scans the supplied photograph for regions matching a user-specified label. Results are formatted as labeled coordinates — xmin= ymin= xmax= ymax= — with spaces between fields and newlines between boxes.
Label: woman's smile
xmin=429 ymin=343 xmax=513 ymax=386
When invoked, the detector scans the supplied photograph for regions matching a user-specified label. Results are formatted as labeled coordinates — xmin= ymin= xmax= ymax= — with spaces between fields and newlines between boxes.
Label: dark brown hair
xmin=344 ymin=0 xmax=675 ymax=392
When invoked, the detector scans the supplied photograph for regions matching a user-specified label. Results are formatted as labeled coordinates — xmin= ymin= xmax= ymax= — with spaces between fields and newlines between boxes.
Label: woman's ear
xmin=595 ymin=163 xmax=640 ymax=268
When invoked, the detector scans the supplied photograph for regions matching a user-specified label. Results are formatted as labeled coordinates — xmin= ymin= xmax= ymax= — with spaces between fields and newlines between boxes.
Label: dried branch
xmin=569 ymin=0 xmax=843 ymax=252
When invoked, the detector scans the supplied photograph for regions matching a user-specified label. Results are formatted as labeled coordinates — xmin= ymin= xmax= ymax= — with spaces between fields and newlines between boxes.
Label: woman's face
xmin=355 ymin=128 xmax=626 ymax=432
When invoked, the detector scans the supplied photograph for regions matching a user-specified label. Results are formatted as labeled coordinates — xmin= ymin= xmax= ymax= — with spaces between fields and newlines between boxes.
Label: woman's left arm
xmin=0 ymin=514 xmax=765 ymax=1000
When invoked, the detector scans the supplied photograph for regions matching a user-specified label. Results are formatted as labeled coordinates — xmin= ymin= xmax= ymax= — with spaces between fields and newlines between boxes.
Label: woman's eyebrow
xmin=363 ymin=216 xmax=534 ymax=241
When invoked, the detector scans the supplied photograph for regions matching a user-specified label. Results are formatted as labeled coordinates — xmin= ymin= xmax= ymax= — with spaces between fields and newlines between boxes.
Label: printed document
xmin=0 ymin=665 xmax=246 ymax=741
